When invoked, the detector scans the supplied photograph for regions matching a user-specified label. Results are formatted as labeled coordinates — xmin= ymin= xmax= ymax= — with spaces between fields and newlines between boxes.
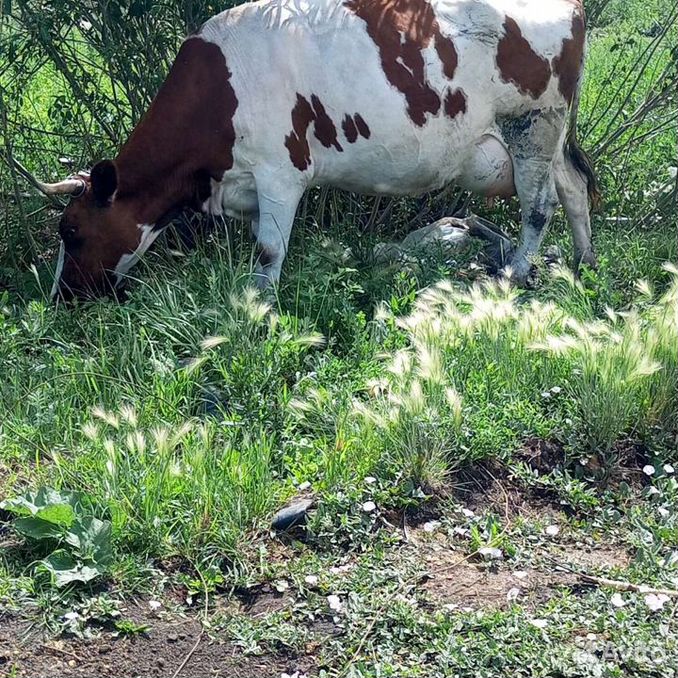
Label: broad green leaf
xmin=41 ymin=551 xmax=102 ymax=587
xmin=14 ymin=517 xmax=63 ymax=540
xmin=0 ymin=488 xmax=85 ymax=518
xmin=35 ymin=503 xmax=75 ymax=528
xmin=65 ymin=517 xmax=113 ymax=567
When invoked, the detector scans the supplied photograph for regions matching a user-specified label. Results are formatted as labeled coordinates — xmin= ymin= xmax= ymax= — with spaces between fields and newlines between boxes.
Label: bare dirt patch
xmin=0 ymin=609 xmax=314 ymax=678
xmin=419 ymin=545 xmax=575 ymax=612
xmin=549 ymin=542 xmax=631 ymax=572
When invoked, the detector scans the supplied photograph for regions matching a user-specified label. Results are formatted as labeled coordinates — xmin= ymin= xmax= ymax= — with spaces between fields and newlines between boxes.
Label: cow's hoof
xmin=501 ymin=253 xmax=532 ymax=285
xmin=574 ymin=250 xmax=598 ymax=273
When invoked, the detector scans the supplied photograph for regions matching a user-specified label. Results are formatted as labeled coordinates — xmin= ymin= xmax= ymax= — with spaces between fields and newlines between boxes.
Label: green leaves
xmin=1 ymin=487 xmax=112 ymax=588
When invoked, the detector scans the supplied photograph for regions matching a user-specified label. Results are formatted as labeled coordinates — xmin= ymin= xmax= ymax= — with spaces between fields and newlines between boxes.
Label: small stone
xmin=364 ymin=476 xmax=377 ymax=484
xmin=664 ymin=464 xmax=675 ymax=474
xmin=68 ymin=660 xmax=76 ymax=667
xmin=507 ymin=587 xmax=520 ymax=602
xmin=478 ymin=547 xmax=503 ymax=561
xmin=98 ymin=645 xmax=112 ymax=655
xmin=643 ymin=465 xmax=656 ymax=476
xmin=271 ymin=498 xmax=315 ymax=531
xmin=297 ymin=481 xmax=311 ymax=491
xmin=327 ymin=595 xmax=342 ymax=611
xmin=423 ymin=521 xmax=441 ymax=533
xmin=304 ymin=575 xmax=319 ymax=586
xmin=362 ymin=501 xmax=376 ymax=513
xmin=157 ymin=658 xmax=166 ymax=667
xmin=545 ymin=525 xmax=560 ymax=537
xmin=167 ymin=633 xmax=179 ymax=643
xmin=513 ymin=571 xmax=528 ymax=580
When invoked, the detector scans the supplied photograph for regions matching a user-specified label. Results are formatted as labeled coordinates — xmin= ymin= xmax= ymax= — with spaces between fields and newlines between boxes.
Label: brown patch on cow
xmin=310 ymin=95 xmax=343 ymax=151
xmin=434 ymin=32 xmax=458 ymax=79
xmin=344 ymin=0 xmax=459 ymax=126
xmin=116 ymin=38 xmax=238 ymax=217
xmin=342 ymin=114 xmax=359 ymax=143
xmin=285 ymin=94 xmax=346 ymax=170
xmin=496 ymin=17 xmax=551 ymax=99
xmin=443 ymin=88 xmax=467 ymax=119
xmin=354 ymin=113 xmax=371 ymax=139
xmin=342 ymin=113 xmax=371 ymax=143
xmin=552 ymin=13 xmax=586 ymax=103
xmin=285 ymin=94 xmax=316 ymax=171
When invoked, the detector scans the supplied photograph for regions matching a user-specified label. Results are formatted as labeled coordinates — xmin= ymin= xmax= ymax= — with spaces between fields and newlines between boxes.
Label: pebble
xmin=167 ymin=633 xmax=179 ymax=643
xmin=271 ymin=499 xmax=315 ymax=531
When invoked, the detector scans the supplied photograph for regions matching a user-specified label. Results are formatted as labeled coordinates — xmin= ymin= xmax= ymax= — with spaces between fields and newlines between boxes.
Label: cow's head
xmin=44 ymin=159 xmax=159 ymax=301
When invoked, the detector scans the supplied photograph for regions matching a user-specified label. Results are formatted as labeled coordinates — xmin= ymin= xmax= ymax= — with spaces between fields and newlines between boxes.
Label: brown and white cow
xmin=41 ymin=0 xmax=598 ymax=300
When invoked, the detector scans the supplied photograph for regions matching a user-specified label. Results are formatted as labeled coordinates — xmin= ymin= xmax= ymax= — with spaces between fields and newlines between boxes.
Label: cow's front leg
xmin=253 ymin=179 xmax=304 ymax=289
xmin=508 ymin=160 xmax=559 ymax=283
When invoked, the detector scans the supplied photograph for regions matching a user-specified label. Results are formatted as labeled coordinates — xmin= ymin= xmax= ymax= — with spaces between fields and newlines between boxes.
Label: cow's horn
xmin=36 ymin=177 xmax=87 ymax=197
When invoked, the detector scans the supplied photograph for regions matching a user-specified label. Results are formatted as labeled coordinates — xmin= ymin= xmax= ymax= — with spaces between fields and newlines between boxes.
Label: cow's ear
xmin=90 ymin=159 xmax=118 ymax=206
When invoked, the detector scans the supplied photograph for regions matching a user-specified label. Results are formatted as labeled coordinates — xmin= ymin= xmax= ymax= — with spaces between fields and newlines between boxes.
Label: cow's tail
xmin=564 ymin=53 xmax=601 ymax=210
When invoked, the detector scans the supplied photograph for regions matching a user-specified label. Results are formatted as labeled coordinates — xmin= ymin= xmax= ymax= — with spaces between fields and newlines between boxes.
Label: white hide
xmin=198 ymin=0 xmax=575 ymax=199
xmin=194 ymin=0 xmax=587 ymax=283
xmin=113 ymin=224 xmax=162 ymax=286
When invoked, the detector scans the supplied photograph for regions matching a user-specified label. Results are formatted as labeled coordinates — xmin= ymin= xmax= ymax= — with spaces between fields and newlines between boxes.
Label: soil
xmin=0 ymin=607 xmax=313 ymax=678
xmin=0 ymin=449 xmax=636 ymax=677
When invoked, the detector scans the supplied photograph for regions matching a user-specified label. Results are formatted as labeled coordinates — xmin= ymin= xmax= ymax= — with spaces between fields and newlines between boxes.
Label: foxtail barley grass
xmin=349 ymin=265 xmax=677 ymax=487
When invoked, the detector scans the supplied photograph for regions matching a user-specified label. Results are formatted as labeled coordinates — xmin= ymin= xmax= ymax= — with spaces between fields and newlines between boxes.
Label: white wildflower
xmin=507 ymin=587 xmax=520 ymax=602
xmin=304 ymin=575 xmax=319 ymax=586
xmin=545 ymin=525 xmax=560 ymax=537
xmin=529 ymin=618 xmax=548 ymax=629
xmin=610 ymin=593 xmax=626 ymax=608
xmin=643 ymin=465 xmax=656 ymax=476
xmin=362 ymin=501 xmax=377 ymax=513
xmin=664 ymin=464 xmax=675 ymax=475
xmin=645 ymin=593 xmax=669 ymax=612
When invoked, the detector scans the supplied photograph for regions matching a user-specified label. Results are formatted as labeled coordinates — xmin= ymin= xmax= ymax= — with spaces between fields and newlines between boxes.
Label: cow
xmin=38 ymin=0 xmax=599 ymax=301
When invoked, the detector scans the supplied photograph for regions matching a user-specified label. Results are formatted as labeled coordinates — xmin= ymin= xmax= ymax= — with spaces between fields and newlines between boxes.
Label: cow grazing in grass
xmin=39 ymin=0 xmax=599 ymax=301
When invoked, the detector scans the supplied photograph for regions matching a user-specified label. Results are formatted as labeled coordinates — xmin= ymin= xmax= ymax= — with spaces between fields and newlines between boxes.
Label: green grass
xmin=1 ymin=0 xmax=677 ymax=674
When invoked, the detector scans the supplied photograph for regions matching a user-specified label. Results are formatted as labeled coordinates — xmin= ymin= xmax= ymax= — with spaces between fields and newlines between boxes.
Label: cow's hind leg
xmin=554 ymin=150 xmax=596 ymax=271
xmin=253 ymin=176 xmax=304 ymax=288
xmin=501 ymin=110 xmax=565 ymax=283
